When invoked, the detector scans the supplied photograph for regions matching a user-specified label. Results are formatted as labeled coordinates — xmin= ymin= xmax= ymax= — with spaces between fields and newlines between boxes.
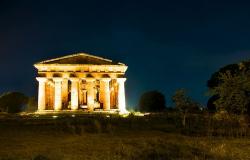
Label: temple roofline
xmin=34 ymin=52 xmax=126 ymax=65
xmin=34 ymin=64 xmax=128 ymax=73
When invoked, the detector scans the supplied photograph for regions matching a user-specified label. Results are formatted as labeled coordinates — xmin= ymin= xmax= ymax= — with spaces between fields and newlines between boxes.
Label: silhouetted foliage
xmin=172 ymin=89 xmax=201 ymax=113
xmin=209 ymin=71 xmax=250 ymax=114
xmin=172 ymin=89 xmax=202 ymax=126
xmin=207 ymin=64 xmax=240 ymax=89
xmin=0 ymin=92 xmax=28 ymax=113
xmin=165 ymin=107 xmax=178 ymax=112
xmin=206 ymin=95 xmax=219 ymax=112
xmin=208 ymin=61 xmax=250 ymax=115
xmin=138 ymin=90 xmax=166 ymax=112
xmin=207 ymin=61 xmax=250 ymax=89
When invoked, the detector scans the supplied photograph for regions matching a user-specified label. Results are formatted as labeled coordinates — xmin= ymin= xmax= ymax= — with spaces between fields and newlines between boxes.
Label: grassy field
xmin=0 ymin=113 xmax=249 ymax=160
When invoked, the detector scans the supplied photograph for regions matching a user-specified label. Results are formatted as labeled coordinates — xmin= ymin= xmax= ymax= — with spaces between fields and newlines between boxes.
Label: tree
xmin=172 ymin=89 xmax=201 ymax=126
xmin=207 ymin=64 xmax=240 ymax=88
xmin=207 ymin=61 xmax=250 ymax=89
xmin=138 ymin=90 xmax=166 ymax=112
xmin=0 ymin=92 xmax=28 ymax=113
xmin=206 ymin=95 xmax=219 ymax=112
xmin=209 ymin=71 xmax=250 ymax=114
xmin=207 ymin=61 xmax=250 ymax=115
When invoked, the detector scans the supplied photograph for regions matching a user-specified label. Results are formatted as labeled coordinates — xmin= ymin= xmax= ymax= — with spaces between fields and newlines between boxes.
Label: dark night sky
xmin=0 ymin=0 xmax=250 ymax=108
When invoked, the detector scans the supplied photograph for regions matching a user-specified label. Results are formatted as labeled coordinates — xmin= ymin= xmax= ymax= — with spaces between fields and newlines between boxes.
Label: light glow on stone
xmin=134 ymin=112 xmax=145 ymax=116
xmin=52 ymin=115 xmax=58 ymax=119
xmin=119 ymin=109 xmax=129 ymax=115
xmin=35 ymin=53 xmax=128 ymax=114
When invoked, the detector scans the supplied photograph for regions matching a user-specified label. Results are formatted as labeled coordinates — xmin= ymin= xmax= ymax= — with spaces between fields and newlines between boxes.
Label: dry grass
xmin=0 ymin=128 xmax=249 ymax=159
xmin=0 ymin=113 xmax=249 ymax=160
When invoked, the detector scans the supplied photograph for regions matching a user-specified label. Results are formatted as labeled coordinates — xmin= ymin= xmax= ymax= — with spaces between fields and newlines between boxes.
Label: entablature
xmin=34 ymin=64 xmax=127 ymax=73
xmin=37 ymin=72 xmax=125 ymax=79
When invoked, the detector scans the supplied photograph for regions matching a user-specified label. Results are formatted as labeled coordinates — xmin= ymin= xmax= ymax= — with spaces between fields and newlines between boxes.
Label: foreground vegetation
xmin=0 ymin=112 xmax=249 ymax=160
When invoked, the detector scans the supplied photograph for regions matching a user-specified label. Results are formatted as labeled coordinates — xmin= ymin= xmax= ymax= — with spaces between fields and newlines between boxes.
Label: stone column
xmin=46 ymin=81 xmax=53 ymax=109
xmin=36 ymin=77 xmax=47 ymax=112
xmin=86 ymin=78 xmax=95 ymax=111
xmin=110 ymin=86 xmax=115 ymax=109
xmin=53 ymin=78 xmax=63 ymax=111
xmin=99 ymin=81 xmax=104 ymax=104
xmin=83 ymin=90 xmax=87 ymax=104
xmin=117 ymin=78 xmax=127 ymax=113
xmin=62 ymin=79 xmax=68 ymax=109
xmin=101 ymin=78 xmax=111 ymax=111
xmin=78 ymin=80 xmax=84 ymax=106
xmin=51 ymin=82 xmax=55 ymax=108
xmin=70 ymin=78 xmax=79 ymax=110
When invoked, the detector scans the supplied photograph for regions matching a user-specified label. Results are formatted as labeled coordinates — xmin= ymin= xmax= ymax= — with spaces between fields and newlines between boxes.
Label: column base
xmin=71 ymin=106 xmax=78 ymax=111
xmin=37 ymin=109 xmax=45 ymax=112
xmin=119 ymin=109 xmax=129 ymax=114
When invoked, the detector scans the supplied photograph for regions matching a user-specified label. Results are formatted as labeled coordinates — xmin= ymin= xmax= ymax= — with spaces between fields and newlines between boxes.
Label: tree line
xmin=138 ymin=60 xmax=250 ymax=116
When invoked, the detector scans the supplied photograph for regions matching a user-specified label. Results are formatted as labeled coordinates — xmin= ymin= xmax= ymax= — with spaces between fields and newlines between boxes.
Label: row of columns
xmin=36 ymin=77 xmax=126 ymax=112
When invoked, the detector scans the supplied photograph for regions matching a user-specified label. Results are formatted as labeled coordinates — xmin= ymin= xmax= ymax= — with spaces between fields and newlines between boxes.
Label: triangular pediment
xmin=35 ymin=53 xmax=125 ymax=65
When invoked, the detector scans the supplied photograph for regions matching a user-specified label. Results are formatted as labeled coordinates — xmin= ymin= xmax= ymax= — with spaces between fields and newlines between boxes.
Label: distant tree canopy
xmin=207 ymin=61 xmax=250 ymax=89
xmin=172 ymin=89 xmax=201 ymax=127
xmin=207 ymin=61 xmax=250 ymax=115
xmin=0 ymin=92 xmax=29 ymax=113
xmin=138 ymin=91 xmax=166 ymax=112
xmin=206 ymin=95 xmax=219 ymax=113
xmin=172 ymin=89 xmax=201 ymax=114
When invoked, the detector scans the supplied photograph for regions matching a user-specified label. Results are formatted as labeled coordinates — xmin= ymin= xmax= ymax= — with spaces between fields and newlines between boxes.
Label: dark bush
xmin=207 ymin=95 xmax=219 ymax=113
xmin=139 ymin=90 xmax=166 ymax=112
xmin=0 ymin=92 xmax=28 ymax=113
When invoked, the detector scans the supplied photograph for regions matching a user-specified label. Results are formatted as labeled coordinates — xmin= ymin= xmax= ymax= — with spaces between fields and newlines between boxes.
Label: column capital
xmin=36 ymin=77 xmax=47 ymax=82
xmin=53 ymin=78 xmax=63 ymax=82
xmin=62 ymin=73 xmax=70 ymax=78
xmin=86 ymin=78 xmax=96 ymax=82
xmin=69 ymin=78 xmax=80 ymax=82
xmin=101 ymin=78 xmax=111 ymax=82
xmin=47 ymin=80 xmax=54 ymax=86
xmin=117 ymin=78 xmax=126 ymax=83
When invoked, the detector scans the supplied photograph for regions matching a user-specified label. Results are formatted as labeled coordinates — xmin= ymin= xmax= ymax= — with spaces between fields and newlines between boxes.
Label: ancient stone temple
xmin=34 ymin=53 xmax=128 ymax=113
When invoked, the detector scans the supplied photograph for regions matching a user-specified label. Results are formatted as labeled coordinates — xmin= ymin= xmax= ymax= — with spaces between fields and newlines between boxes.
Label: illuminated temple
xmin=34 ymin=53 xmax=128 ymax=113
